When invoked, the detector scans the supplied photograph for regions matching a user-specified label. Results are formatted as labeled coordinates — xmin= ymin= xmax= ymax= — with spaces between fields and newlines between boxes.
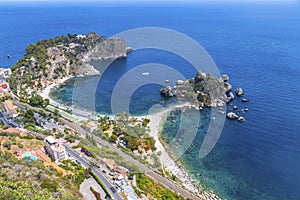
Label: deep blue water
xmin=1 ymin=2 xmax=300 ymax=200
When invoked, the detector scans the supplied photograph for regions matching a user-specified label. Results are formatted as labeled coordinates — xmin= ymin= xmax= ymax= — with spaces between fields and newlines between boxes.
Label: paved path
xmin=80 ymin=177 xmax=107 ymax=200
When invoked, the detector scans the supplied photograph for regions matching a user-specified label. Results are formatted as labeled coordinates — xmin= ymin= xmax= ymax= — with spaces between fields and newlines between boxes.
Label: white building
xmin=44 ymin=136 xmax=66 ymax=162
xmin=0 ymin=68 xmax=12 ymax=78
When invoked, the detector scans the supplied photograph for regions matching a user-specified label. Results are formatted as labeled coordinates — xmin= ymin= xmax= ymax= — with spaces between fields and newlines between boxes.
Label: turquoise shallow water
xmin=1 ymin=3 xmax=300 ymax=200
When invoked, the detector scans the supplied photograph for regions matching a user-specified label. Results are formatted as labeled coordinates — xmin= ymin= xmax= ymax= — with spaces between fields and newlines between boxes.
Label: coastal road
xmin=64 ymin=145 xmax=123 ymax=200
xmin=13 ymin=101 xmax=201 ymax=200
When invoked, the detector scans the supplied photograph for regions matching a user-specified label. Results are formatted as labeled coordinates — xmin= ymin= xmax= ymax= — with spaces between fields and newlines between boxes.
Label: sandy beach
xmin=147 ymin=105 xmax=221 ymax=199
xmin=39 ymin=76 xmax=100 ymax=122
xmin=39 ymin=76 xmax=72 ymax=103
xmin=147 ymin=103 xmax=201 ymax=194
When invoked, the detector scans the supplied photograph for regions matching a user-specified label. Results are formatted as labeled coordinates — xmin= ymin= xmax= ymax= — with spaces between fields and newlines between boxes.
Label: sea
xmin=0 ymin=2 xmax=300 ymax=200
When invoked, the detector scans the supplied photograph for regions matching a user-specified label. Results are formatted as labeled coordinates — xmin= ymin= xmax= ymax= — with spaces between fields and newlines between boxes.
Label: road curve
xmin=64 ymin=145 xmax=123 ymax=200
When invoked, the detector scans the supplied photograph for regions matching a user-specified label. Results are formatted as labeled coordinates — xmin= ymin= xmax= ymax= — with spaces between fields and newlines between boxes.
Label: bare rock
xmin=235 ymin=87 xmax=244 ymax=96
xmin=227 ymin=112 xmax=238 ymax=119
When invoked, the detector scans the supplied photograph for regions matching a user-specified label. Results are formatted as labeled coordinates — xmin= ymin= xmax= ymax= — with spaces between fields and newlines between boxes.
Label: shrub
xmin=3 ymin=141 xmax=11 ymax=150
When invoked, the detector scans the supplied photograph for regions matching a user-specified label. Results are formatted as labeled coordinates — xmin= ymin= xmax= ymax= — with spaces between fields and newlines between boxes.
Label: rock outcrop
xmin=235 ymin=87 xmax=244 ymax=96
xmin=160 ymin=72 xmax=235 ymax=108
xmin=227 ymin=112 xmax=238 ymax=119
xmin=160 ymin=86 xmax=174 ymax=97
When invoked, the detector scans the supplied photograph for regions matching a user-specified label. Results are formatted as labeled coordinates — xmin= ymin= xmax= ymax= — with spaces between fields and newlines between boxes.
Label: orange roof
xmin=4 ymin=100 xmax=18 ymax=116
xmin=6 ymin=128 xmax=20 ymax=134
xmin=1 ymin=82 xmax=7 ymax=89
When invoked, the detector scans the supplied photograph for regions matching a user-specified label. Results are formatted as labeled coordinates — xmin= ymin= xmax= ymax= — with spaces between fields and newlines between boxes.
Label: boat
xmin=219 ymin=111 xmax=225 ymax=115
xmin=233 ymin=105 xmax=238 ymax=110
xmin=142 ymin=72 xmax=150 ymax=76
xmin=7 ymin=54 xmax=11 ymax=58
xmin=242 ymin=98 xmax=249 ymax=102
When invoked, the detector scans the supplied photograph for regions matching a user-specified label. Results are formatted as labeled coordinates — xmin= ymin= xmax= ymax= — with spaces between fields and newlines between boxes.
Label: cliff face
xmin=81 ymin=37 xmax=126 ymax=61
xmin=8 ymin=32 xmax=127 ymax=96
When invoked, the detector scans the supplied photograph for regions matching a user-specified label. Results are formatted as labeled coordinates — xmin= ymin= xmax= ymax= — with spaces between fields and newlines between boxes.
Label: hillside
xmin=7 ymin=32 xmax=127 ymax=98
xmin=0 ymin=150 xmax=82 ymax=200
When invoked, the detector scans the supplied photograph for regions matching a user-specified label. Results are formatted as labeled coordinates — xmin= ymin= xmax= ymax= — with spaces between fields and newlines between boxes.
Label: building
xmin=44 ymin=136 xmax=66 ymax=162
xmin=1 ymin=82 xmax=8 ymax=91
xmin=2 ymin=100 xmax=18 ymax=118
xmin=102 ymin=158 xmax=118 ymax=171
xmin=85 ymin=121 xmax=98 ymax=133
xmin=0 ymin=68 xmax=12 ymax=78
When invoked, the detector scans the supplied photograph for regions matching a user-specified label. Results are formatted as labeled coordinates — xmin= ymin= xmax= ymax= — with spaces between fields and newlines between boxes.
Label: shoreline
xmin=148 ymin=105 xmax=221 ymax=200
xmin=39 ymin=76 xmax=221 ymax=200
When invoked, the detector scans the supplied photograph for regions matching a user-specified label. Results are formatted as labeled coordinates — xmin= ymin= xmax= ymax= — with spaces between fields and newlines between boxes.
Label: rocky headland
xmin=7 ymin=32 xmax=127 ymax=98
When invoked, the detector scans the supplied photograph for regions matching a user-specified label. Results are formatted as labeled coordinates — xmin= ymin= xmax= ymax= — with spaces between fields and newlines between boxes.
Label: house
xmin=3 ymin=100 xmax=18 ymax=118
xmin=115 ymin=168 xmax=127 ymax=179
xmin=5 ymin=127 xmax=28 ymax=136
xmin=103 ymin=158 xmax=118 ymax=171
xmin=85 ymin=121 xmax=98 ymax=133
xmin=0 ymin=68 xmax=12 ymax=78
xmin=44 ymin=136 xmax=66 ymax=162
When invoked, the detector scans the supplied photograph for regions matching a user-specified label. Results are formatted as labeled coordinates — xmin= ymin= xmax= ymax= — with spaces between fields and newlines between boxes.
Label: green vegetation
xmin=76 ymin=139 xmax=142 ymax=173
xmin=58 ymin=160 xmax=89 ymax=188
xmin=0 ymin=151 xmax=81 ymax=200
xmin=135 ymin=173 xmax=184 ymax=200
xmin=7 ymin=32 xmax=106 ymax=99
xmin=142 ymin=118 xmax=150 ymax=127
xmin=175 ymin=71 xmax=227 ymax=107
xmin=3 ymin=141 xmax=11 ymax=150
xmin=90 ymin=186 xmax=101 ymax=200
xmin=90 ymin=171 xmax=111 ymax=199
xmin=29 ymin=94 xmax=47 ymax=107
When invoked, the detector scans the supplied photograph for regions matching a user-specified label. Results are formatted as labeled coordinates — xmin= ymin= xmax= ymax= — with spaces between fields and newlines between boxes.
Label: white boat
xmin=142 ymin=72 xmax=150 ymax=76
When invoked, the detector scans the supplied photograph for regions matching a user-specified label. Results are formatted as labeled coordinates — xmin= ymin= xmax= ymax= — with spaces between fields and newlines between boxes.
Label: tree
xmin=125 ymin=136 xmax=141 ymax=151
xmin=142 ymin=118 xmax=150 ymax=127
xmin=109 ymin=134 xmax=118 ymax=143
xmin=44 ymin=98 xmax=50 ymax=107
xmin=54 ymin=109 xmax=59 ymax=116
xmin=29 ymin=94 xmax=44 ymax=107
xmin=3 ymin=141 xmax=11 ymax=150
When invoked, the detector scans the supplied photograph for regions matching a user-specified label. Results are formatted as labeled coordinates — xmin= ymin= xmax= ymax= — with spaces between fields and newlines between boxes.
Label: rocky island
xmin=7 ymin=32 xmax=127 ymax=99
xmin=161 ymin=71 xmax=234 ymax=108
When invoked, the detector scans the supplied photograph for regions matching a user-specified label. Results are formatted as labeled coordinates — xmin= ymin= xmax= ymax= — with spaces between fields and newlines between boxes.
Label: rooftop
xmin=45 ymin=136 xmax=57 ymax=144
